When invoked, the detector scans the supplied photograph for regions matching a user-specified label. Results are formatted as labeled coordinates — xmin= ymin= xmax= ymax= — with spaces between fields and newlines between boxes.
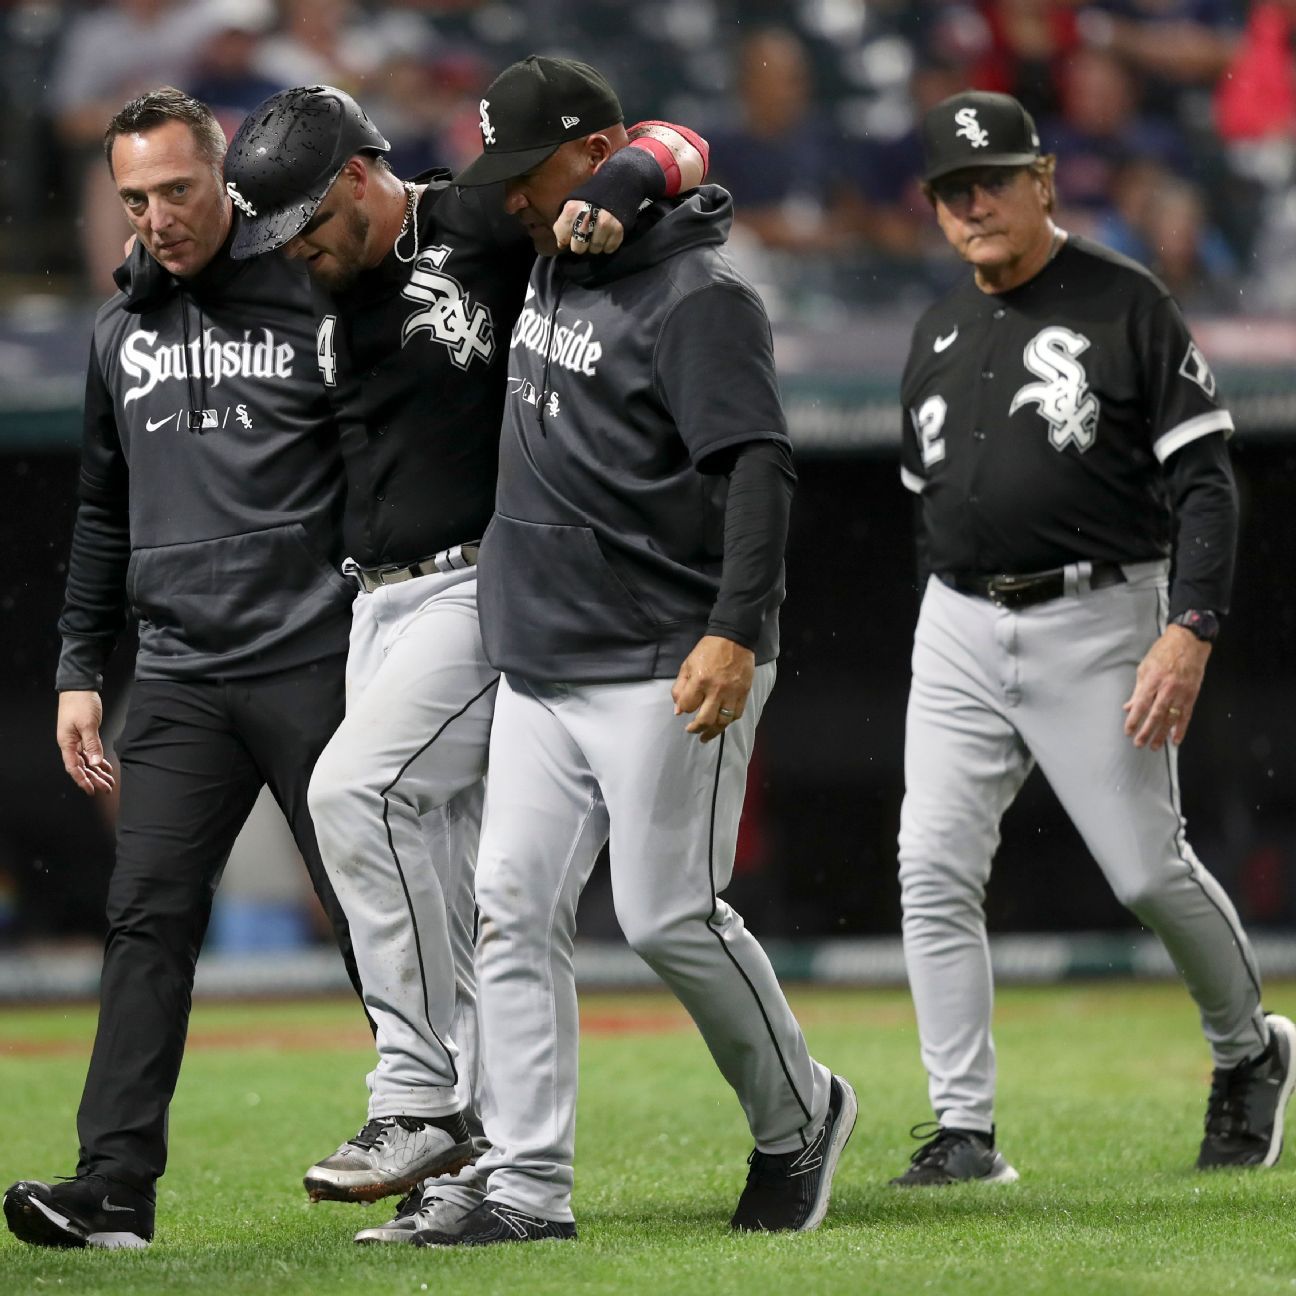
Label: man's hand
xmin=1122 ymin=625 xmax=1212 ymax=751
xmin=57 ymin=690 xmax=115 ymax=795
xmin=672 ymin=635 xmax=755 ymax=743
xmin=554 ymin=200 xmax=626 ymax=255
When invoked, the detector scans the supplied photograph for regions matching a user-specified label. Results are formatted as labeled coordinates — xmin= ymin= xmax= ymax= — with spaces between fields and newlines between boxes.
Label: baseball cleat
xmin=304 ymin=1111 xmax=474 ymax=1203
xmin=412 ymin=1199 xmax=576 ymax=1247
xmin=354 ymin=1183 xmax=483 ymax=1244
xmin=889 ymin=1124 xmax=1019 ymax=1187
xmin=730 ymin=1072 xmax=858 ymax=1232
xmin=3 ymin=1175 xmax=154 ymax=1249
xmin=1197 ymin=1012 xmax=1296 ymax=1169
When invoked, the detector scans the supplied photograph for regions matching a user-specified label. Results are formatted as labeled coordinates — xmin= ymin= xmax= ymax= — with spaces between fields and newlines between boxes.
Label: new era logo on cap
xmin=455 ymin=56 xmax=622 ymax=187
xmin=921 ymin=90 xmax=1042 ymax=183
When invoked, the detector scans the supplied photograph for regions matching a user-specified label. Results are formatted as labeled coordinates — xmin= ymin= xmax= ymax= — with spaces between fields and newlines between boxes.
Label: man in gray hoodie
xmin=418 ymin=56 xmax=856 ymax=1247
xmin=3 ymin=87 xmax=363 ymax=1252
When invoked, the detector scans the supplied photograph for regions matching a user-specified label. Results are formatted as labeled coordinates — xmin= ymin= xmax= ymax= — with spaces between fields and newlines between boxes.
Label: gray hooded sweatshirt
xmin=56 ymin=229 xmax=352 ymax=689
xmin=478 ymin=185 xmax=791 ymax=683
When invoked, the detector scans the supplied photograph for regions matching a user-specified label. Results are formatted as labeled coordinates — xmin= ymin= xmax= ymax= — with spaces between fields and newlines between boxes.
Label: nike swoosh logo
xmin=934 ymin=329 xmax=958 ymax=353
xmin=145 ymin=413 xmax=175 ymax=431
xmin=101 ymin=1197 xmax=134 ymax=1213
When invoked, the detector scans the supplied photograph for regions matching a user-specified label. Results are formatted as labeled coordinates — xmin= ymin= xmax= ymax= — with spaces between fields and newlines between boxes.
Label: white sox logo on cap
xmin=954 ymin=107 xmax=990 ymax=149
xmin=479 ymin=99 xmax=496 ymax=145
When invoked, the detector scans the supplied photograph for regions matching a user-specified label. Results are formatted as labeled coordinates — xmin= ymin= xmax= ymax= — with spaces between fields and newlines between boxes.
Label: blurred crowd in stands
xmin=3 ymin=0 xmax=1296 ymax=314
xmin=6 ymin=1 xmax=1296 ymax=953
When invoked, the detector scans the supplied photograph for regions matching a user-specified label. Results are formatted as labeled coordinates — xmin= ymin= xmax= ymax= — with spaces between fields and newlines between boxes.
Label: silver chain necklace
xmin=394 ymin=181 xmax=421 ymax=264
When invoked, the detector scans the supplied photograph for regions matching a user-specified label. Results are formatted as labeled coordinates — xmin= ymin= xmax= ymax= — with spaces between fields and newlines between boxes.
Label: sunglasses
xmin=930 ymin=166 xmax=1026 ymax=207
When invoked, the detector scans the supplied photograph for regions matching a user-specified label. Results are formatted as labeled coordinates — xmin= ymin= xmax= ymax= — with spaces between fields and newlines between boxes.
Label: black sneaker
xmin=412 ymin=1199 xmax=576 ymax=1247
xmin=3 ymin=1175 xmax=154 ymax=1249
xmin=1198 ymin=1012 xmax=1296 ymax=1169
xmin=889 ymin=1124 xmax=1019 ymax=1187
xmin=730 ymin=1073 xmax=858 ymax=1232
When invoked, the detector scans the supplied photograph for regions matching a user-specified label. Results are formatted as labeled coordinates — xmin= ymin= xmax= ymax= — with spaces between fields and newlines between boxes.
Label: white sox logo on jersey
xmin=954 ymin=107 xmax=989 ymax=149
xmin=401 ymin=246 xmax=494 ymax=370
xmin=1009 ymin=326 xmax=1100 ymax=452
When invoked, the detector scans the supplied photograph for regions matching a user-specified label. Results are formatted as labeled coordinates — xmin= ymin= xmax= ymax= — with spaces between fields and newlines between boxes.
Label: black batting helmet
xmin=226 ymin=85 xmax=389 ymax=260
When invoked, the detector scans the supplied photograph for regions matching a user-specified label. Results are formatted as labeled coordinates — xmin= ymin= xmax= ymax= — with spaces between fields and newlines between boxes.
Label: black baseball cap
xmin=226 ymin=85 xmax=390 ymax=259
xmin=454 ymin=56 xmax=622 ymax=187
xmin=921 ymin=90 xmax=1041 ymax=183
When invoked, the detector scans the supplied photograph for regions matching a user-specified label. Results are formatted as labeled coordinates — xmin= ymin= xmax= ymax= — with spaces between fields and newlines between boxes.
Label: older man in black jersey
xmin=222 ymin=79 xmax=707 ymax=1243
xmin=892 ymin=89 xmax=1294 ymax=1187
xmin=3 ymin=88 xmax=365 ymax=1251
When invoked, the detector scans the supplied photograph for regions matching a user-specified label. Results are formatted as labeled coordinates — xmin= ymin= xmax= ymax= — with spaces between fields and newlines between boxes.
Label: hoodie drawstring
xmin=536 ymin=274 xmax=566 ymax=435
xmin=178 ymin=293 xmax=208 ymax=430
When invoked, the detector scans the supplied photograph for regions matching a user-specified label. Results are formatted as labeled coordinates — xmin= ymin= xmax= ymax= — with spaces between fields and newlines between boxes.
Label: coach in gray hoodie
xmin=4 ymin=88 xmax=362 ymax=1252
xmin=413 ymin=57 xmax=856 ymax=1249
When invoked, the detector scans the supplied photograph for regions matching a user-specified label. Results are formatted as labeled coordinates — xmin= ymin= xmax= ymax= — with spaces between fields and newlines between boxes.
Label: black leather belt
xmin=941 ymin=561 xmax=1126 ymax=610
xmin=348 ymin=542 xmax=480 ymax=594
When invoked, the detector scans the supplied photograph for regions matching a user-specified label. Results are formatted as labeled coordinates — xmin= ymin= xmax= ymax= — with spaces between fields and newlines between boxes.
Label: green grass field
xmin=2 ymin=982 xmax=1295 ymax=1295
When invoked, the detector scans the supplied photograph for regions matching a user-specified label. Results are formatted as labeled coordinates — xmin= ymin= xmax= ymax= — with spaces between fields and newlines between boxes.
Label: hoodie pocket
xmin=479 ymin=514 xmax=661 ymax=677
xmin=127 ymin=523 xmax=352 ymax=658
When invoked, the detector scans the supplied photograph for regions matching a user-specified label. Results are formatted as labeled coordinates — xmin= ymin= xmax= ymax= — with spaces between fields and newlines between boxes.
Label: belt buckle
xmin=986 ymin=573 xmax=1028 ymax=607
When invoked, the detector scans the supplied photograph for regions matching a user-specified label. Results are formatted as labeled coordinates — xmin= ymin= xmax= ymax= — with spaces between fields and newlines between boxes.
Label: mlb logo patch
xmin=1178 ymin=342 xmax=1216 ymax=398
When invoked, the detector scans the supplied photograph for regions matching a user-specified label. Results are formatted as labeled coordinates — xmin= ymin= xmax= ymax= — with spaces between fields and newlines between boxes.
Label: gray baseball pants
xmin=307 ymin=566 xmax=496 ymax=1134
xmin=899 ymin=563 xmax=1267 ymax=1134
xmin=472 ymin=666 xmax=831 ymax=1221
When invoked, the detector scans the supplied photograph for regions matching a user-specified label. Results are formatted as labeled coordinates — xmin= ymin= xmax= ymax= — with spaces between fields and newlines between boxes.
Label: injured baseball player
xmin=221 ymin=79 xmax=708 ymax=1243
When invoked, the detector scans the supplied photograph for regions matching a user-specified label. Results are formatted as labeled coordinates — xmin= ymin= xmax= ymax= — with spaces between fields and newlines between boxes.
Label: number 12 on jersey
xmin=316 ymin=314 xmax=338 ymax=387
xmin=914 ymin=395 xmax=947 ymax=468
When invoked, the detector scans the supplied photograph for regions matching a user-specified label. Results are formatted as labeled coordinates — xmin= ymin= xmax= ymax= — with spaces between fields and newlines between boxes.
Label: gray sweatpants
xmin=307 ymin=567 xmax=496 ymax=1135
xmin=472 ymin=666 xmax=831 ymax=1221
xmin=898 ymin=564 xmax=1267 ymax=1134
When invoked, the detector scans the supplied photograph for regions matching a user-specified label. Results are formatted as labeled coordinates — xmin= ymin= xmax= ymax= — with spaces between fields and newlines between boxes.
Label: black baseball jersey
xmin=900 ymin=234 xmax=1234 ymax=588
xmin=312 ymin=172 xmax=535 ymax=566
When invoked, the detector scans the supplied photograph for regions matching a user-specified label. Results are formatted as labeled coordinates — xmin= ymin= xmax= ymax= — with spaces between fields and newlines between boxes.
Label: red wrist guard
xmin=628 ymin=136 xmax=679 ymax=195
xmin=628 ymin=120 xmax=711 ymax=194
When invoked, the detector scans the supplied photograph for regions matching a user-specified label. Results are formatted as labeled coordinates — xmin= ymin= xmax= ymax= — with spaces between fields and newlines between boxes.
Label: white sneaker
xmin=354 ymin=1186 xmax=483 ymax=1244
xmin=304 ymin=1113 xmax=474 ymax=1203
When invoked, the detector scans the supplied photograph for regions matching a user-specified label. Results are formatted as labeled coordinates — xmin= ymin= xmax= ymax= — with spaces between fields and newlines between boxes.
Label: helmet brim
xmin=229 ymin=175 xmax=335 ymax=260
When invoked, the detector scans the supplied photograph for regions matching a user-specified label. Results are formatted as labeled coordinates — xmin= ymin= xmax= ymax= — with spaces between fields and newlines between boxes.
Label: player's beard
xmin=305 ymin=205 xmax=371 ymax=292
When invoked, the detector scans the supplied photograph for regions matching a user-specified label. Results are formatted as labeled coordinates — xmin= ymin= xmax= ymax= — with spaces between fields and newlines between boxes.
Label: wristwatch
xmin=1171 ymin=608 xmax=1220 ymax=643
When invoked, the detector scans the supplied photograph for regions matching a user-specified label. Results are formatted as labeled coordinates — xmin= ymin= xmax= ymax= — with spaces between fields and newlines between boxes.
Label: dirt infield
xmin=0 ymin=1008 xmax=698 ymax=1058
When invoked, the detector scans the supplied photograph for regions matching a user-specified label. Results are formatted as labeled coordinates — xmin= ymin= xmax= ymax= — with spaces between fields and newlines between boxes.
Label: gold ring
xmin=1168 ymin=706 xmax=1183 ymax=718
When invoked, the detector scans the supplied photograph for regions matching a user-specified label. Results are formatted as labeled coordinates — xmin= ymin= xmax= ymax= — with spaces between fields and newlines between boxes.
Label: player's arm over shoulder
xmin=627 ymin=121 xmax=710 ymax=193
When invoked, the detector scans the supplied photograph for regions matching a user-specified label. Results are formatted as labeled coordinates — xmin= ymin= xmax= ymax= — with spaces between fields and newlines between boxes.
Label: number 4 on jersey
xmin=316 ymin=314 xmax=338 ymax=387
